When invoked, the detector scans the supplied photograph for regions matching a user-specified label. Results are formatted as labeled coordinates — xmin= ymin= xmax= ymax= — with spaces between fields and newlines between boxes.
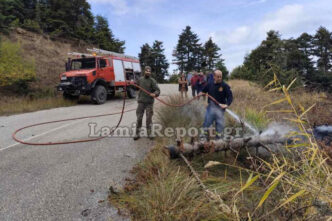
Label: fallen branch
xmin=179 ymin=153 xmax=232 ymax=214
xmin=165 ymin=134 xmax=289 ymax=159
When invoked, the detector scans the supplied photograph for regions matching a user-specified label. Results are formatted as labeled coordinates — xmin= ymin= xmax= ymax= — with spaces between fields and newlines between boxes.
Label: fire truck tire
xmin=92 ymin=85 xmax=107 ymax=104
xmin=127 ymin=87 xmax=137 ymax=99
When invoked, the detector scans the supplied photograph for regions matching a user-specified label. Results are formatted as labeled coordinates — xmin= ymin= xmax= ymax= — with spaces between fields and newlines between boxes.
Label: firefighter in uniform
xmin=134 ymin=66 xmax=160 ymax=140
xmin=199 ymin=70 xmax=233 ymax=139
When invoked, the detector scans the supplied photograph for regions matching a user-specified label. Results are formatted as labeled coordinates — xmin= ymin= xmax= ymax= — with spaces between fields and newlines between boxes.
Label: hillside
xmin=0 ymin=28 xmax=98 ymax=115
xmin=2 ymin=28 xmax=93 ymax=91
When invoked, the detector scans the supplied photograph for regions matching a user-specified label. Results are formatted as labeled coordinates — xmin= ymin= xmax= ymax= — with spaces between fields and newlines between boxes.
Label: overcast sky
xmin=87 ymin=0 xmax=332 ymax=73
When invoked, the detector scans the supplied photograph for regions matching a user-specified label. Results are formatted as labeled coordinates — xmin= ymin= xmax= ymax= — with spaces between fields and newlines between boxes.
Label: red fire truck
xmin=57 ymin=48 xmax=141 ymax=104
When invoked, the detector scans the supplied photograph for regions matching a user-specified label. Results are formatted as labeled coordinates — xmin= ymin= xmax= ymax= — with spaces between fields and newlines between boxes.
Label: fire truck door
xmin=97 ymin=58 xmax=113 ymax=82
xmin=113 ymin=59 xmax=125 ymax=82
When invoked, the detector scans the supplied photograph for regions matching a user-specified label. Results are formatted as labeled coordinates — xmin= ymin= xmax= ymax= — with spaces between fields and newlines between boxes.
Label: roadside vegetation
xmin=0 ymin=40 xmax=35 ymax=90
xmin=109 ymin=78 xmax=332 ymax=220
xmin=0 ymin=0 xmax=125 ymax=52
xmin=0 ymin=95 xmax=76 ymax=116
xmin=230 ymin=28 xmax=332 ymax=93
xmin=0 ymin=38 xmax=76 ymax=116
xmin=228 ymin=80 xmax=332 ymax=127
xmin=1 ymin=0 xmax=128 ymax=115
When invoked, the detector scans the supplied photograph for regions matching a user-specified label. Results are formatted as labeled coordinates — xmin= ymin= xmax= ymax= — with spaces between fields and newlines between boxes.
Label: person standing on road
xmin=199 ymin=70 xmax=233 ymax=139
xmin=196 ymin=71 xmax=206 ymax=100
xmin=190 ymin=71 xmax=198 ymax=97
xmin=133 ymin=66 xmax=160 ymax=140
xmin=206 ymin=70 xmax=214 ymax=85
xmin=178 ymin=73 xmax=188 ymax=98
xmin=186 ymin=71 xmax=192 ymax=86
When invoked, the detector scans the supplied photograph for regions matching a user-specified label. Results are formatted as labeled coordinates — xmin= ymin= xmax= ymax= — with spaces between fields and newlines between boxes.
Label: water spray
xmin=225 ymin=109 xmax=259 ymax=135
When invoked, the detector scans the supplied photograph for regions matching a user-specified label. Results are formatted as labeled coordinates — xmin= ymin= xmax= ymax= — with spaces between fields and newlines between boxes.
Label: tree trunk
xmin=165 ymin=135 xmax=290 ymax=159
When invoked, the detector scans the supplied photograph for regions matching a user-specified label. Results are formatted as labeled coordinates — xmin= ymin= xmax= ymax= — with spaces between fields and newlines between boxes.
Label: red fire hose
xmin=12 ymin=83 xmax=222 ymax=146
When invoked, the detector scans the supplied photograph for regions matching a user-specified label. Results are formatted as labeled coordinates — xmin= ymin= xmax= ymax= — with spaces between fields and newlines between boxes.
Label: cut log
xmin=165 ymin=135 xmax=290 ymax=159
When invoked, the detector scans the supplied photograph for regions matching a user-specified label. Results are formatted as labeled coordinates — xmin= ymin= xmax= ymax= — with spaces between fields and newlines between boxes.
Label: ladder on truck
xmin=68 ymin=52 xmax=92 ymax=57
xmin=87 ymin=48 xmax=138 ymax=60
xmin=68 ymin=48 xmax=138 ymax=60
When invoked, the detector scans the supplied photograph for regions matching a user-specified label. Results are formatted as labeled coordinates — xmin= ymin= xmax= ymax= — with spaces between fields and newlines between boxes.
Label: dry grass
xmin=243 ymin=76 xmax=332 ymax=220
xmin=110 ymin=79 xmax=332 ymax=220
xmin=0 ymin=95 xmax=76 ymax=116
xmin=228 ymin=80 xmax=332 ymax=126
xmin=109 ymin=146 xmax=231 ymax=221
xmin=3 ymin=28 xmax=94 ymax=91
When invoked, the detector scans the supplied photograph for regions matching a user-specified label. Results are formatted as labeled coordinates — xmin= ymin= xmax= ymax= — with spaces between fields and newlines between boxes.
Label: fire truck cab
xmin=57 ymin=48 xmax=141 ymax=104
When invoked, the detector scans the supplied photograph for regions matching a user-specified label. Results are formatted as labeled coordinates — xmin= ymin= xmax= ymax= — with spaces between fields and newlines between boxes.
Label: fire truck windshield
xmin=71 ymin=58 xmax=96 ymax=70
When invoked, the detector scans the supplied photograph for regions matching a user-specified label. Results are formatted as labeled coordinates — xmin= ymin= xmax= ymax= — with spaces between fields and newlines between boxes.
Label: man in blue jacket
xmin=199 ymin=70 xmax=233 ymax=139
xmin=206 ymin=70 xmax=214 ymax=85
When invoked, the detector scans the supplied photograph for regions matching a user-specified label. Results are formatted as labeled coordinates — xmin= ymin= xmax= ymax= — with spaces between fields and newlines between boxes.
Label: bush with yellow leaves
xmin=0 ymin=39 xmax=36 ymax=92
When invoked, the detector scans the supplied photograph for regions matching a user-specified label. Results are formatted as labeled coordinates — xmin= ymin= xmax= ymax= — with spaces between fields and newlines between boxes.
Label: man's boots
xmin=147 ymin=129 xmax=154 ymax=140
xmin=148 ymin=134 xmax=154 ymax=140
xmin=133 ymin=129 xmax=140 ymax=140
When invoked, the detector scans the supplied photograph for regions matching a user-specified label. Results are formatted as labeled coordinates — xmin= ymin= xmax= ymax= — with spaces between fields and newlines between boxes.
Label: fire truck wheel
xmin=127 ymin=87 xmax=137 ymax=98
xmin=92 ymin=85 xmax=107 ymax=104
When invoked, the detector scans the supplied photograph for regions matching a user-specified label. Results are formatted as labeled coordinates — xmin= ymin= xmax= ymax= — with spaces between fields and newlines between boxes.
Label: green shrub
xmin=244 ymin=108 xmax=269 ymax=131
xmin=0 ymin=40 xmax=36 ymax=92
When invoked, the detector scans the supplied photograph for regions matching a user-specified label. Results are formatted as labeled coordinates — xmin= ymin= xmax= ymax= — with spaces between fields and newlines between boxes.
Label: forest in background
xmin=0 ymin=0 xmax=124 ymax=52
xmin=1 ymin=1 xmax=331 ymax=90
xmin=231 ymin=28 xmax=332 ymax=92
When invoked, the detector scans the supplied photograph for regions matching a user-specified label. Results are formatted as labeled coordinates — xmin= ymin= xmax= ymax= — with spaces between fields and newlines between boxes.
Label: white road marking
xmin=0 ymin=119 xmax=85 ymax=152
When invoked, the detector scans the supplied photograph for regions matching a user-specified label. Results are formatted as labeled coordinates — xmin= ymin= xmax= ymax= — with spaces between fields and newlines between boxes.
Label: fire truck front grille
xmin=61 ymin=76 xmax=87 ymax=87
xmin=71 ymin=76 xmax=87 ymax=87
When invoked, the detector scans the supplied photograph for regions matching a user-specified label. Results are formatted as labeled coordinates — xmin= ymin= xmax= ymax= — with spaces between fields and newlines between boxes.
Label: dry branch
xmin=165 ymin=134 xmax=289 ymax=159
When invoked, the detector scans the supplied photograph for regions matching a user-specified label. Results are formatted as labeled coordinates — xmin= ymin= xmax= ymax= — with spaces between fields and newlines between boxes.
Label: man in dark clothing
xmin=190 ymin=71 xmax=198 ymax=97
xmin=207 ymin=71 xmax=214 ymax=85
xmin=196 ymin=72 xmax=206 ymax=94
xmin=200 ymin=70 xmax=233 ymax=139
xmin=134 ymin=66 xmax=160 ymax=140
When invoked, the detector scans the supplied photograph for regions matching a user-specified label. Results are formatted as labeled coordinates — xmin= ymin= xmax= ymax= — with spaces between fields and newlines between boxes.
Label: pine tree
xmin=174 ymin=26 xmax=202 ymax=72
xmin=94 ymin=15 xmax=125 ymax=53
xmin=215 ymin=59 xmax=229 ymax=79
xmin=0 ymin=0 xmax=24 ymax=32
xmin=34 ymin=0 xmax=48 ymax=31
xmin=231 ymin=28 xmax=331 ymax=91
xmin=261 ymin=30 xmax=285 ymax=67
xmin=68 ymin=0 xmax=95 ymax=41
xmin=203 ymin=37 xmax=221 ymax=70
xmin=312 ymin=26 xmax=332 ymax=74
xmin=138 ymin=43 xmax=153 ymax=69
xmin=236 ymin=30 xmax=299 ymax=86
xmin=42 ymin=0 xmax=72 ymax=36
xmin=296 ymin=33 xmax=315 ymax=78
xmin=1 ymin=0 xmax=126 ymax=51
xmin=22 ymin=0 xmax=37 ymax=20
xmin=138 ymin=41 xmax=169 ymax=82
xmin=151 ymin=40 xmax=169 ymax=82
xmin=283 ymin=38 xmax=313 ymax=84
xmin=297 ymin=33 xmax=313 ymax=57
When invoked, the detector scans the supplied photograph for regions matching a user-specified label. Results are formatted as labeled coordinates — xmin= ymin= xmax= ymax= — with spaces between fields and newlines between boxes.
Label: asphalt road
xmin=0 ymin=84 xmax=179 ymax=221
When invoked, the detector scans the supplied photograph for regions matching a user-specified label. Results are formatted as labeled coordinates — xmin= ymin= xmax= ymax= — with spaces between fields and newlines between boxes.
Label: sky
xmin=87 ymin=0 xmax=332 ymax=73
